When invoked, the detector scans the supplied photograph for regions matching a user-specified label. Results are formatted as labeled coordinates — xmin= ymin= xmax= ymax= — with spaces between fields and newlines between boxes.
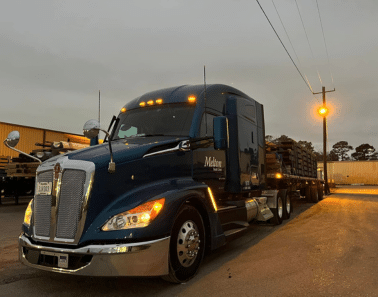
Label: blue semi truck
xmin=5 ymin=84 xmax=323 ymax=283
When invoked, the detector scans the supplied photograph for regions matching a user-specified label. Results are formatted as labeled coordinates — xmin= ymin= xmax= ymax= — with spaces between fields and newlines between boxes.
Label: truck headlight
xmin=101 ymin=198 xmax=165 ymax=231
xmin=24 ymin=199 xmax=33 ymax=226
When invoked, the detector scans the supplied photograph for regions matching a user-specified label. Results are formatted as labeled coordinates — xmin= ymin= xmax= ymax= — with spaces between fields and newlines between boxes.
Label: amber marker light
xmin=188 ymin=95 xmax=196 ymax=103
xmin=275 ymin=173 xmax=282 ymax=179
xmin=156 ymin=98 xmax=163 ymax=104
xmin=207 ymin=187 xmax=217 ymax=212
xmin=24 ymin=199 xmax=33 ymax=226
xmin=139 ymin=102 xmax=146 ymax=107
xmin=121 ymin=107 xmax=127 ymax=113
xmin=147 ymin=100 xmax=154 ymax=106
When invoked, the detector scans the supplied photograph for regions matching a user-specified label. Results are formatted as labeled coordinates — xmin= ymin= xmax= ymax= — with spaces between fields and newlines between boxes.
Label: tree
xmin=298 ymin=140 xmax=315 ymax=153
xmin=315 ymin=151 xmax=338 ymax=162
xmin=351 ymin=144 xmax=376 ymax=160
xmin=265 ymin=135 xmax=274 ymax=143
xmin=370 ymin=152 xmax=378 ymax=160
xmin=331 ymin=141 xmax=353 ymax=161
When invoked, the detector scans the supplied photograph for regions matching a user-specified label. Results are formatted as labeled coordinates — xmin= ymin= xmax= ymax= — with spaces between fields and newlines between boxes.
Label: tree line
xmin=266 ymin=135 xmax=377 ymax=161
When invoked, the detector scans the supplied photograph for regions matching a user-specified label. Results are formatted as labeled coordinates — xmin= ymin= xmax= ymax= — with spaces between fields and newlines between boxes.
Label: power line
xmin=294 ymin=0 xmax=323 ymax=86
xmin=315 ymin=0 xmax=335 ymax=87
xmin=256 ymin=0 xmax=313 ymax=94
xmin=271 ymin=0 xmax=314 ymax=93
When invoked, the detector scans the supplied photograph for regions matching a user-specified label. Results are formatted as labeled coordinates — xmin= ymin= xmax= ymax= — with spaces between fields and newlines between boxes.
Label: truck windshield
xmin=113 ymin=104 xmax=195 ymax=139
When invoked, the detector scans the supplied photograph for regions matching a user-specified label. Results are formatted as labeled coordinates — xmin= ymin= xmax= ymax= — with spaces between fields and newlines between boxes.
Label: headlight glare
xmin=102 ymin=198 xmax=165 ymax=231
xmin=24 ymin=199 xmax=33 ymax=226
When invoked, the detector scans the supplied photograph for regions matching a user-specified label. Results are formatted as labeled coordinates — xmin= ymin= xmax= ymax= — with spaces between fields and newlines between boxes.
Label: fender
xmin=262 ymin=189 xmax=287 ymax=209
xmin=79 ymin=177 xmax=224 ymax=250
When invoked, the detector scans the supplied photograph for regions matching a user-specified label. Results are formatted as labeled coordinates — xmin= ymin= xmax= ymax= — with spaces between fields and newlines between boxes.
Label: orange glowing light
xmin=156 ymin=98 xmax=163 ymax=104
xmin=188 ymin=95 xmax=196 ymax=103
xmin=121 ymin=107 xmax=127 ymax=113
xmin=275 ymin=173 xmax=282 ymax=179
xmin=318 ymin=106 xmax=329 ymax=117
xmin=147 ymin=100 xmax=154 ymax=106
xmin=139 ymin=102 xmax=146 ymax=107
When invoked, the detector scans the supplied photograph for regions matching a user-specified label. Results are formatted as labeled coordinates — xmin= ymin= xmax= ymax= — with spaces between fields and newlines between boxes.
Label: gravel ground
xmin=1 ymin=188 xmax=378 ymax=296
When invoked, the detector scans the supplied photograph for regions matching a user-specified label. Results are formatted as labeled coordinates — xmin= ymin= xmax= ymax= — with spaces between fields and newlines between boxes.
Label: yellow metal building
xmin=0 ymin=121 xmax=89 ymax=158
xmin=318 ymin=161 xmax=378 ymax=185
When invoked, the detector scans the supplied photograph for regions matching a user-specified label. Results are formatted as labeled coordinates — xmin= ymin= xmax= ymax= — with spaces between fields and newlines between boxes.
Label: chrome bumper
xmin=19 ymin=233 xmax=170 ymax=276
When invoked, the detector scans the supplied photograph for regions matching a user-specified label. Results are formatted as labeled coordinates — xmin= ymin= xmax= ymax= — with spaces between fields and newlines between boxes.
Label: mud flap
xmin=255 ymin=197 xmax=274 ymax=221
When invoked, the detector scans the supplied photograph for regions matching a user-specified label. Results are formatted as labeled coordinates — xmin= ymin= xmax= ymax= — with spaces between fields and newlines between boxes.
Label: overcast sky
xmin=1 ymin=0 xmax=377 ymax=153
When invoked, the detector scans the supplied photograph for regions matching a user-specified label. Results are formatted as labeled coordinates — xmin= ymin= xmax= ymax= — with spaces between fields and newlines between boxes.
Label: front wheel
xmin=162 ymin=205 xmax=205 ymax=283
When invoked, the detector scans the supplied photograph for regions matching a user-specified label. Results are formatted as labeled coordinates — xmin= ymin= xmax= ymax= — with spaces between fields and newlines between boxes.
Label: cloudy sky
xmin=1 ymin=0 xmax=377 ymax=153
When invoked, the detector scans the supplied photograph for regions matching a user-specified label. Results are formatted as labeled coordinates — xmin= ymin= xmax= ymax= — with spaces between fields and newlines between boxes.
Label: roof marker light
xmin=121 ymin=107 xmax=127 ymax=113
xmin=188 ymin=95 xmax=196 ymax=103
xmin=147 ymin=100 xmax=154 ymax=106
xmin=156 ymin=98 xmax=163 ymax=104
xmin=139 ymin=102 xmax=146 ymax=107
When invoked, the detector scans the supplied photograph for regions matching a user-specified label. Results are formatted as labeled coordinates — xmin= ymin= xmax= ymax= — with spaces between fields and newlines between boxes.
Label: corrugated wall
xmin=0 ymin=122 xmax=89 ymax=158
xmin=318 ymin=161 xmax=378 ymax=185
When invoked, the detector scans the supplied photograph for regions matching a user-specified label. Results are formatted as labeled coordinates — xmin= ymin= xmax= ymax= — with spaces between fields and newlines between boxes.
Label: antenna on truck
xmin=98 ymin=90 xmax=101 ymax=125
xmin=204 ymin=65 xmax=208 ymax=136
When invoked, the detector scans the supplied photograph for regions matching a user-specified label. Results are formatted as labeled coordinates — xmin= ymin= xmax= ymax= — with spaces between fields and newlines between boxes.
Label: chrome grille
xmin=34 ymin=171 xmax=53 ymax=237
xmin=56 ymin=170 xmax=86 ymax=239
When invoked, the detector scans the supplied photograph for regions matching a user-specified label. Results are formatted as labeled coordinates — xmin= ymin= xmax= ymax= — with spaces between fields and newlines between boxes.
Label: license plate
xmin=36 ymin=182 xmax=52 ymax=195
xmin=41 ymin=251 xmax=69 ymax=268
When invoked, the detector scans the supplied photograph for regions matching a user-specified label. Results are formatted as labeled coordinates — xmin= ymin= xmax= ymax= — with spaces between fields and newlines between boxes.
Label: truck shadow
xmin=38 ymin=199 xmax=316 ymax=296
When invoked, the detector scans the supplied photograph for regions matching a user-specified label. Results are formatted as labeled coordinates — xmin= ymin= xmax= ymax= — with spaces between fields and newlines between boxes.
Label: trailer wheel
xmin=283 ymin=192 xmax=292 ymax=220
xmin=310 ymin=186 xmax=319 ymax=203
xmin=270 ymin=193 xmax=284 ymax=225
xmin=318 ymin=184 xmax=324 ymax=201
xmin=305 ymin=186 xmax=312 ymax=202
xmin=162 ymin=205 xmax=205 ymax=283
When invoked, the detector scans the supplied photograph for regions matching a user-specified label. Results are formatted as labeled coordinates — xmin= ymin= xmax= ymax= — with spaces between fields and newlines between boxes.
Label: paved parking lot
xmin=1 ymin=188 xmax=378 ymax=296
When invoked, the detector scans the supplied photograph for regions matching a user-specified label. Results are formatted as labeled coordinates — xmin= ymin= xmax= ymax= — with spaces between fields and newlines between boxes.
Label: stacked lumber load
xmin=5 ymin=161 xmax=39 ymax=177
xmin=266 ymin=139 xmax=317 ymax=178
xmin=0 ymin=156 xmax=11 ymax=177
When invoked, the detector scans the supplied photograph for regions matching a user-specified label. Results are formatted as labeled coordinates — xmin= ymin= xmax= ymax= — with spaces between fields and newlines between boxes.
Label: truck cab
xmin=16 ymin=84 xmax=284 ymax=283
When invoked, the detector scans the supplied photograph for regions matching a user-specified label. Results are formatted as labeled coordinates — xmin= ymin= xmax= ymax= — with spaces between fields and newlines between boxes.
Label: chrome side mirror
xmin=83 ymin=119 xmax=100 ymax=139
xmin=83 ymin=119 xmax=116 ymax=174
xmin=3 ymin=130 xmax=41 ymax=164
xmin=5 ymin=131 xmax=20 ymax=148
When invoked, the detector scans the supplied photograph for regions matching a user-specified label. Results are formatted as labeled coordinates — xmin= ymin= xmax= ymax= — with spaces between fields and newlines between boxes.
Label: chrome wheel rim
xmin=278 ymin=197 xmax=283 ymax=218
xmin=286 ymin=195 xmax=291 ymax=214
xmin=177 ymin=220 xmax=200 ymax=267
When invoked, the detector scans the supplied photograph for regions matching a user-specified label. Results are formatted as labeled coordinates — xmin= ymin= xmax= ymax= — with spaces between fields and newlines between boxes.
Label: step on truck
xmin=5 ymin=84 xmax=324 ymax=283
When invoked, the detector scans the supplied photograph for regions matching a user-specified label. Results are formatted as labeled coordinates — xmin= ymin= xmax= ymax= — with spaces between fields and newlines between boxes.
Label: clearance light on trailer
xmin=121 ymin=107 xmax=127 ymax=113
xmin=275 ymin=173 xmax=283 ymax=179
xmin=156 ymin=98 xmax=163 ymax=104
xmin=147 ymin=100 xmax=154 ymax=106
xmin=188 ymin=95 xmax=196 ymax=103
xmin=139 ymin=102 xmax=146 ymax=107
xmin=207 ymin=187 xmax=217 ymax=212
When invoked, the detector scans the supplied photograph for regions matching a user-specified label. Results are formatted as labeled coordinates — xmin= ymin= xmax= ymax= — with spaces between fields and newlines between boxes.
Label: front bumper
xmin=19 ymin=233 xmax=170 ymax=276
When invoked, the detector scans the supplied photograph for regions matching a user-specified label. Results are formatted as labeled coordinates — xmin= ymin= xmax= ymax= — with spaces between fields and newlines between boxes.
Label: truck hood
xmin=67 ymin=136 xmax=187 ymax=168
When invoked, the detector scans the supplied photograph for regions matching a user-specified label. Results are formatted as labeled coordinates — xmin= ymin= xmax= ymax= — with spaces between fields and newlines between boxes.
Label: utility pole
xmin=313 ymin=86 xmax=335 ymax=195
xmin=98 ymin=90 xmax=101 ymax=125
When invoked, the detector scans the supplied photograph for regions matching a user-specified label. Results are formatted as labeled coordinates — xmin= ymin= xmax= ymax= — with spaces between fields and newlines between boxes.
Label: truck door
xmin=192 ymin=112 xmax=226 ymax=194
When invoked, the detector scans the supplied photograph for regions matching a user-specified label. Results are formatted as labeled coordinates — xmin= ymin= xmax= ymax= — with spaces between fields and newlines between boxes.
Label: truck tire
xmin=305 ymin=186 xmax=311 ymax=202
xmin=283 ymin=192 xmax=292 ymax=220
xmin=318 ymin=184 xmax=324 ymax=201
xmin=310 ymin=186 xmax=319 ymax=203
xmin=162 ymin=205 xmax=205 ymax=283
xmin=270 ymin=193 xmax=284 ymax=225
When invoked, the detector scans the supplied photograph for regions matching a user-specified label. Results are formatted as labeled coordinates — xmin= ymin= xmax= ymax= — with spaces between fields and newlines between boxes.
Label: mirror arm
xmin=99 ymin=129 xmax=115 ymax=173
xmin=3 ymin=140 xmax=42 ymax=164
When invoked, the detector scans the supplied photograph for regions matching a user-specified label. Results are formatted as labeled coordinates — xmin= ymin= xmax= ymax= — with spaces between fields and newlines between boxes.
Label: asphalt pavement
xmin=1 ymin=187 xmax=378 ymax=296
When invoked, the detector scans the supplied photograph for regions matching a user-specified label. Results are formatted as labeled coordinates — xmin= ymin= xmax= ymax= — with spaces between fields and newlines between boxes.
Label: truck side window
xmin=200 ymin=113 xmax=216 ymax=137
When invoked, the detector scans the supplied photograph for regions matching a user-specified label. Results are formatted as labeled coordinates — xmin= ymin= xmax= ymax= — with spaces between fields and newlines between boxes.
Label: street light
xmin=313 ymin=86 xmax=335 ymax=195
xmin=317 ymin=106 xmax=329 ymax=117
